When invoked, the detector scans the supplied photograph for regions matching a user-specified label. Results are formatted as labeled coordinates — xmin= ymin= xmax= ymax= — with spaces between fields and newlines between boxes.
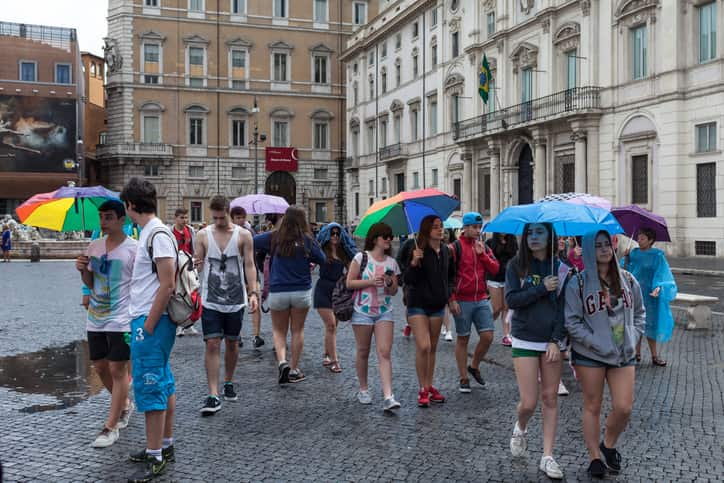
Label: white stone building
xmin=345 ymin=0 xmax=724 ymax=258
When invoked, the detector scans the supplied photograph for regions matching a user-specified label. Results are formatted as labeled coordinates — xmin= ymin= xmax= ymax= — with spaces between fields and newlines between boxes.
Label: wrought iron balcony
xmin=453 ymin=86 xmax=601 ymax=141
xmin=96 ymin=142 xmax=174 ymax=159
xmin=379 ymin=143 xmax=408 ymax=162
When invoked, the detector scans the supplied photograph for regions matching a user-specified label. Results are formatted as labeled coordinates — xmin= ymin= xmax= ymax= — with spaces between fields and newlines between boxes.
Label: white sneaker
xmin=185 ymin=325 xmax=199 ymax=335
xmin=91 ymin=426 xmax=119 ymax=448
xmin=510 ymin=421 xmax=527 ymax=457
xmin=539 ymin=455 xmax=563 ymax=479
xmin=441 ymin=326 xmax=447 ymax=335
xmin=357 ymin=390 xmax=372 ymax=404
xmin=176 ymin=326 xmax=185 ymax=337
xmin=116 ymin=401 xmax=135 ymax=429
xmin=558 ymin=381 xmax=569 ymax=396
xmin=382 ymin=396 xmax=401 ymax=412
xmin=445 ymin=331 xmax=453 ymax=341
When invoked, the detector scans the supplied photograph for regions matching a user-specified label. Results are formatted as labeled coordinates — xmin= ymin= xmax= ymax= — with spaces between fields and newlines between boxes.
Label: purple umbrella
xmin=611 ymin=205 xmax=671 ymax=242
xmin=230 ymin=194 xmax=289 ymax=215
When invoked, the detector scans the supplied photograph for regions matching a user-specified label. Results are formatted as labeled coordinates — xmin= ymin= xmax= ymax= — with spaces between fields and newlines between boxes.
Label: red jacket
xmin=450 ymin=236 xmax=500 ymax=302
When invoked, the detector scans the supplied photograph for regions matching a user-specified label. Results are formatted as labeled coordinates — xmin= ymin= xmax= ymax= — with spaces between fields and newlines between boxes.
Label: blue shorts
xmin=351 ymin=311 xmax=395 ymax=325
xmin=571 ymin=350 xmax=636 ymax=369
xmin=407 ymin=307 xmax=445 ymax=318
xmin=202 ymin=307 xmax=244 ymax=340
xmin=453 ymin=299 xmax=494 ymax=337
xmin=130 ymin=315 xmax=176 ymax=413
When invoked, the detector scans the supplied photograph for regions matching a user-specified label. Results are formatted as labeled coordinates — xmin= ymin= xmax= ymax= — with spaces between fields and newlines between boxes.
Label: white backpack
xmin=146 ymin=227 xmax=202 ymax=327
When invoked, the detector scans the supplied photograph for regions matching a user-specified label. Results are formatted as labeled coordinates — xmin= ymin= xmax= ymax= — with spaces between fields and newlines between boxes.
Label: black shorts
xmin=201 ymin=307 xmax=244 ymax=341
xmin=88 ymin=331 xmax=130 ymax=361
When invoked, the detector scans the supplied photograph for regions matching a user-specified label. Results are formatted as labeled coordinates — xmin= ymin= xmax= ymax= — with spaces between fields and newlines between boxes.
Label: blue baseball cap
xmin=462 ymin=212 xmax=484 ymax=226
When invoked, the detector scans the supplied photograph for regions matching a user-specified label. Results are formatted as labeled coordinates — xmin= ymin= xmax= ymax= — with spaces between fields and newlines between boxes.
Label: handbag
xmin=332 ymin=251 xmax=368 ymax=322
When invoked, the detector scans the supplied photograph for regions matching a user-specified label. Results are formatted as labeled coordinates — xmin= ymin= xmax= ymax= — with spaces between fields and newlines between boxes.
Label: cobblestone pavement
xmin=1 ymin=262 xmax=723 ymax=482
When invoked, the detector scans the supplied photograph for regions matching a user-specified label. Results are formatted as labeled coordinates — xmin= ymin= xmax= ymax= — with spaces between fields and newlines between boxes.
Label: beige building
xmin=100 ymin=0 xmax=379 ymax=224
xmin=81 ymin=52 xmax=108 ymax=186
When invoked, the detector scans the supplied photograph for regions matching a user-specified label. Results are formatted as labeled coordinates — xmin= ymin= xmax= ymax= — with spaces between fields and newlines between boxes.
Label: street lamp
xmin=250 ymin=96 xmax=267 ymax=194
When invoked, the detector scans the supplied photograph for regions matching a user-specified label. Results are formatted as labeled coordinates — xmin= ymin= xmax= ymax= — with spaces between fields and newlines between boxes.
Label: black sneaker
xmin=599 ymin=442 xmax=622 ymax=473
xmin=253 ymin=335 xmax=265 ymax=348
xmin=587 ymin=458 xmax=606 ymax=478
xmin=238 ymin=338 xmax=244 ymax=348
xmin=288 ymin=368 xmax=307 ymax=383
xmin=129 ymin=446 xmax=174 ymax=463
xmin=223 ymin=382 xmax=238 ymax=401
xmin=127 ymin=454 xmax=166 ymax=483
xmin=278 ymin=361 xmax=291 ymax=384
xmin=467 ymin=366 xmax=485 ymax=386
xmin=459 ymin=378 xmax=472 ymax=393
xmin=200 ymin=395 xmax=222 ymax=415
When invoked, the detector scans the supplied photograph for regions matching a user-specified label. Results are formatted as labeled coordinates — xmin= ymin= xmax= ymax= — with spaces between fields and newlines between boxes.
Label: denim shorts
xmin=571 ymin=350 xmax=636 ymax=368
xmin=130 ymin=315 xmax=176 ymax=413
xmin=351 ymin=311 xmax=395 ymax=325
xmin=407 ymin=307 xmax=445 ymax=318
xmin=201 ymin=307 xmax=244 ymax=341
xmin=267 ymin=289 xmax=312 ymax=311
xmin=453 ymin=299 xmax=494 ymax=337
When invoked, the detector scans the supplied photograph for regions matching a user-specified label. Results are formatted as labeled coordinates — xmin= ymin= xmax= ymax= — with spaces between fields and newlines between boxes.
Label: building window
xmin=379 ymin=119 xmax=387 ymax=147
xmin=99 ymin=131 xmax=107 ymax=145
xmin=395 ymin=63 xmax=401 ymax=87
xmin=314 ymin=122 xmax=329 ymax=149
xmin=369 ymin=77 xmax=374 ymax=98
xmin=451 ymin=94 xmax=460 ymax=124
xmin=189 ymin=118 xmax=204 ymax=145
xmin=314 ymin=55 xmax=328 ymax=84
xmin=368 ymin=50 xmax=375 ymax=65
xmin=393 ymin=115 xmax=401 ymax=143
xmin=232 ymin=166 xmax=247 ymax=178
xmin=696 ymin=122 xmax=717 ymax=152
xmin=314 ymin=0 xmax=328 ymax=23
xmin=55 ymin=63 xmax=71 ymax=84
xmin=412 ymin=52 xmax=419 ymax=77
xmin=632 ymin=25 xmax=647 ymax=80
xmin=381 ymin=41 xmax=387 ymax=59
xmin=274 ymin=0 xmax=287 ymax=18
xmin=697 ymin=162 xmax=716 ymax=217
xmin=432 ymin=168 xmax=439 ymax=186
xmin=353 ymin=2 xmax=367 ymax=26
xmin=413 ymin=22 xmax=419 ymax=38
xmin=273 ymin=53 xmax=288 ymax=81
xmin=353 ymin=62 xmax=358 ymax=74
xmin=487 ymin=12 xmax=495 ymax=38
xmin=189 ymin=165 xmax=204 ymax=177
xmin=521 ymin=68 xmax=533 ymax=103
xmin=144 ymin=164 xmax=160 ymax=177
xmin=188 ymin=46 xmax=205 ymax=84
xmin=145 ymin=43 xmax=160 ymax=63
xmin=451 ymin=32 xmax=459 ymax=58
xmin=189 ymin=0 xmax=203 ymax=11
xmin=368 ymin=179 xmax=374 ymax=195
xmin=355 ymin=192 xmax=360 ymax=216
xmin=273 ymin=120 xmax=289 ymax=146
xmin=429 ymin=98 xmax=438 ymax=136
xmin=695 ymin=240 xmax=716 ymax=256
xmin=231 ymin=49 xmax=246 ymax=68
xmin=189 ymin=77 xmax=203 ymax=87
xmin=413 ymin=171 xmax=420 ymax=189
xmin=395 ymin=34 xmax=402 ymax=50
xmin=314 ymin=168 xmax=328 ymax=179
xmin=489 ymin=78 xmax=496 ymax=113
xmin=353 ymin=82 xmax=359 ymax=105
xmin=142 ymin=115 xmax=161 ymax=143
xmin=381 ymin=69 xmax=387 ymax=93
xmin=146 ymin=0 xmax=158 ymax=5
xmin=366 ymin=123 xmax=374 ymax=153
xmin=453 ymin=178 xmax=462 ymax=200
xmin=631 ymin=154 xmax=648 ymax=204
xmin=431 ymin=43 xmax=438 ymax=67
xmin=699 ymin=2 xmax=717 ymax=63
xmin=232 ymin=119 xmax=246 ymax=147
xmin=91 ymin=62 xmax=97 ymax=77
xmin=351 ymin=129 xmax=359 ymax=156
xmin=411 ymin=109 xmax=419 ymax=141
xmin=567 ymin=50 xmax=577 ymax=89
xmin=189 ymin=47 xmax=204 ymax=65
xmin=395 ymin=173 xmax=405 ymax=193
xmin=19 ymin=61 xmax=36 ymax=81
xmin=190 ymin=201 xmax=203 ymax=223
xmin=315 ymin=202 xmax=328 ymax=222
xmin=231 ymin=0 xmax=246 ymax=14
xmin=381 ymin=177 xmax=387 ymax=193
xmin=430 ymin=7 xmax=438 ymax=27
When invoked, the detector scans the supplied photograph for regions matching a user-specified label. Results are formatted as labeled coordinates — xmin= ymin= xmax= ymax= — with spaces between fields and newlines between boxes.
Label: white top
xmin=511 ymin=336 xmax=548 ymax=352
xmin=201 ymin=225 xmax=247 ymax=313
xmin=352 ymin=251 xmax=400 ymax=317
xmin=86 ymin=236 xmax=137 ymax=332
xmin=129 ymin=217 xmax=177 ymax=319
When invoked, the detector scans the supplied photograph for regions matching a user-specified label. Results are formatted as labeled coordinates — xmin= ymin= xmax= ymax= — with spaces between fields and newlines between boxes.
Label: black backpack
xmin=332 ymin=251 xmax=367 ymax=322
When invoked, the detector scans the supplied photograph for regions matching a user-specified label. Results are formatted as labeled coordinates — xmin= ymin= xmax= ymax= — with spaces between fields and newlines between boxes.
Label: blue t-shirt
xmin=1 ymin=230 xmax=10 ymax=250
xmin=254 ymin=232 xmax=326 ymax=292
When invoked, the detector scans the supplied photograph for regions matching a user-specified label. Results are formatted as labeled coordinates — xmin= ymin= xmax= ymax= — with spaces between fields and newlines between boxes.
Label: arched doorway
xmin=265 ymin=171 xmax=296 ymax=205
xmin=518 ymin=144 xmax=534 ymax=205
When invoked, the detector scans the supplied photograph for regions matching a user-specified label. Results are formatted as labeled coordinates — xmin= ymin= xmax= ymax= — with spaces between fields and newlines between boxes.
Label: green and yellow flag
xmin=478 ymin=54 xmax=492 ymax=104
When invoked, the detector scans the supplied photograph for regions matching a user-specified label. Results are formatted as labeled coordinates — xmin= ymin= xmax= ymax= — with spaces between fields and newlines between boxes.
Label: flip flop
xmin=652 ymin=357 xmax=667 ymax=367
xmin=328 ymin=360 xmax=342 ymax=373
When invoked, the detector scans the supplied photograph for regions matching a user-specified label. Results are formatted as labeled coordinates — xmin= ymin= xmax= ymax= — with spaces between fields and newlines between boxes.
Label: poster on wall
xmin=0 ymin=95 xmax=77 ymax=173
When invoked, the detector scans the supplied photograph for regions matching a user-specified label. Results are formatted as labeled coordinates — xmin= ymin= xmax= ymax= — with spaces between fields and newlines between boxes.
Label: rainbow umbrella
xmin=354 ymin=188 xmax=460 ymax=236
xmin=16 ymin=186 xmax=121 ymax=232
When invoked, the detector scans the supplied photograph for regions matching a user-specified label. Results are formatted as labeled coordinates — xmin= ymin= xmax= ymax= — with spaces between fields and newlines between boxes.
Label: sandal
xmin=328 ymin=360 xmax=342 ymax=373
xmin=322 ymin=355 xmax=333 ymax=367
xmin=652 ymin=357 xmax=667 ymax=367
xmin=635 ymin=353 xmax=642 ymax=363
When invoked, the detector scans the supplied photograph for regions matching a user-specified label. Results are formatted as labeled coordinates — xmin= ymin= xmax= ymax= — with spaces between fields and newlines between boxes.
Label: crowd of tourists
xmin=75 ymin=177 xmax=677 ymax=482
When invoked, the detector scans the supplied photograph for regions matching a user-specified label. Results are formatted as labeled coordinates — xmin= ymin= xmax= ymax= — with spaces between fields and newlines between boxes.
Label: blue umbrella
xmin=443 ymin=217 xmax=463 ymax=229
xmin=484 ymin=201 xmax=624 ymax=236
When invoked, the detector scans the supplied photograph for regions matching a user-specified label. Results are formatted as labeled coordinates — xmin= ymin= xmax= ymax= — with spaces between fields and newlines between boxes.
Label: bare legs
xmin=408 ymin=315 xmax=443 ymax=389
xmin=318 ymin=308 xmax=338 ymax=362
xmin=93 ymin=359 xmax=130 ymax=429
xmin=489 ymin=286 xmax=510 ymax=338
xmin=352 ymin=322 xmax=394 ymax=398
xmin=270 ymin=306 xmax=309 ymax=370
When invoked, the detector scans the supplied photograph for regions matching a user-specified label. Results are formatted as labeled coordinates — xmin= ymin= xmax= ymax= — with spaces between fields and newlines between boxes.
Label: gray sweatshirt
xmin=564 ymin=231 xmax=646 ymax=366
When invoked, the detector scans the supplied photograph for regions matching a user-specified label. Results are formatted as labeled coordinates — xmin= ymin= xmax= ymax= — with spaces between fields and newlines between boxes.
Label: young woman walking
xmin=314 ymin=223 xmax=356 ymax=373
xmin=254 ymin=207 xmax=326 ymax=384
xmin=346 ymin=223 xmax=401 ymax=412
xmin=403 ymin=215 xmax=456 ymax=408
xmin=486 ymin=232 xmax=518 ymax=346
xmin=565 ymin=230 xmax=645 ymax=478
xmin=505 ymin=223 xmax=565 ymax=480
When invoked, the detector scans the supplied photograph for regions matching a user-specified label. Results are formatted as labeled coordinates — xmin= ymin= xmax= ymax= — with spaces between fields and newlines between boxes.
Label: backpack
xmin=147 ymin=226 xmax=202 ymax=328
xmin=332 ymin=251 xmax=368 ymax=322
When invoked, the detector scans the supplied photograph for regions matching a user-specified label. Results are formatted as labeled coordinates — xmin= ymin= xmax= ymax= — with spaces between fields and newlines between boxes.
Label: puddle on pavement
xmin=0 ymin=340 xmax=104 ymax=413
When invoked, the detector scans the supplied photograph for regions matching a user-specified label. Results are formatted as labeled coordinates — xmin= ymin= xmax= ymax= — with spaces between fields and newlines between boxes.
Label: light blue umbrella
xmin=443 ymin=216 xmax=463 ymax=229
xmin=484 ymin=201 xmax=624 ymax=236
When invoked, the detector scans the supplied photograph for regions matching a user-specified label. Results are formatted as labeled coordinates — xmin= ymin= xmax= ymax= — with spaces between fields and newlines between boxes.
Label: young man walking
xmin=195 ymin=196 xmax=258 ymax=414
xmin=171 ymin=208 xmax=199 ymax=336
xmin=449 ymin=212 xmax=500 ymax=393
xmin=121 ymin=177 xmax=178 ymax=482
xmin=75 ymin=200 xmax=136 ymax=448
xmin=230 ymin=205 xmax=263 ymax=348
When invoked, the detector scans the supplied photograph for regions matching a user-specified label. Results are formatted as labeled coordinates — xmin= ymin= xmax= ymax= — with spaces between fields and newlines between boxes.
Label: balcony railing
xmin=96 ymin=142 xmax=174 ymax=158
xmin=453 ymin=86 xmax=601 ymax=141
xmin=379 ymin=143 xmax=407 ymax=161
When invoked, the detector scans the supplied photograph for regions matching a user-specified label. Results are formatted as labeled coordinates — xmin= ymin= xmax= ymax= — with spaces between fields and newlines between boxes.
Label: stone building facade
xmin=101 ymin=0 xmax=378 ymax=224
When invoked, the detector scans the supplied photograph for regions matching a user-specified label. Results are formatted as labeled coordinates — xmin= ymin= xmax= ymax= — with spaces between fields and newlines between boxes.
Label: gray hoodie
xmin=564 ymin=231 xmax=646 ymax=366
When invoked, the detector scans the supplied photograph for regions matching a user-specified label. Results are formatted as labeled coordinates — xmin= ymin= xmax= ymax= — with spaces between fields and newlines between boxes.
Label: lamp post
xmin=251 ymin=96 xmax=267 ymax=194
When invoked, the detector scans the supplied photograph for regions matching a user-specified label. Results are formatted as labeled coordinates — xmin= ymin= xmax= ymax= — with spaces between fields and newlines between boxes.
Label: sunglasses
xmin=379 ymin=234 xmax=393 ymax=241
xmin=219 ymin=253 xmax=227 ymax=272
xmin=330 ymin=231 xmax=341 ymax=237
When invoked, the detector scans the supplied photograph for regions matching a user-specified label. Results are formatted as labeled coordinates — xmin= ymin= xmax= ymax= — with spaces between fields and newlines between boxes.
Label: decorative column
xmin=572 ymin=130 xmax=587 ymax=192
xmin=533 ymin=135 xmax=547 ymax=200
xmin=585 ymin=123 xmax=600 ymax=195
xmin=488 ymin=142 xmax=501 ymax=215
xmin=462 ymin=150 xmax=473 ymax=213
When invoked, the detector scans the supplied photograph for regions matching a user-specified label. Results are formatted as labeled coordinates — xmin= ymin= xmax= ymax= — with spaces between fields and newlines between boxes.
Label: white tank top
xmin=201 ymin=225 xmax=248 ymax=313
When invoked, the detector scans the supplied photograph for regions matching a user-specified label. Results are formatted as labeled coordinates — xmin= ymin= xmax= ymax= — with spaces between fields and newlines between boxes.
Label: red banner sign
xmin=265 ymin=147 xmax=298 ymax=172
